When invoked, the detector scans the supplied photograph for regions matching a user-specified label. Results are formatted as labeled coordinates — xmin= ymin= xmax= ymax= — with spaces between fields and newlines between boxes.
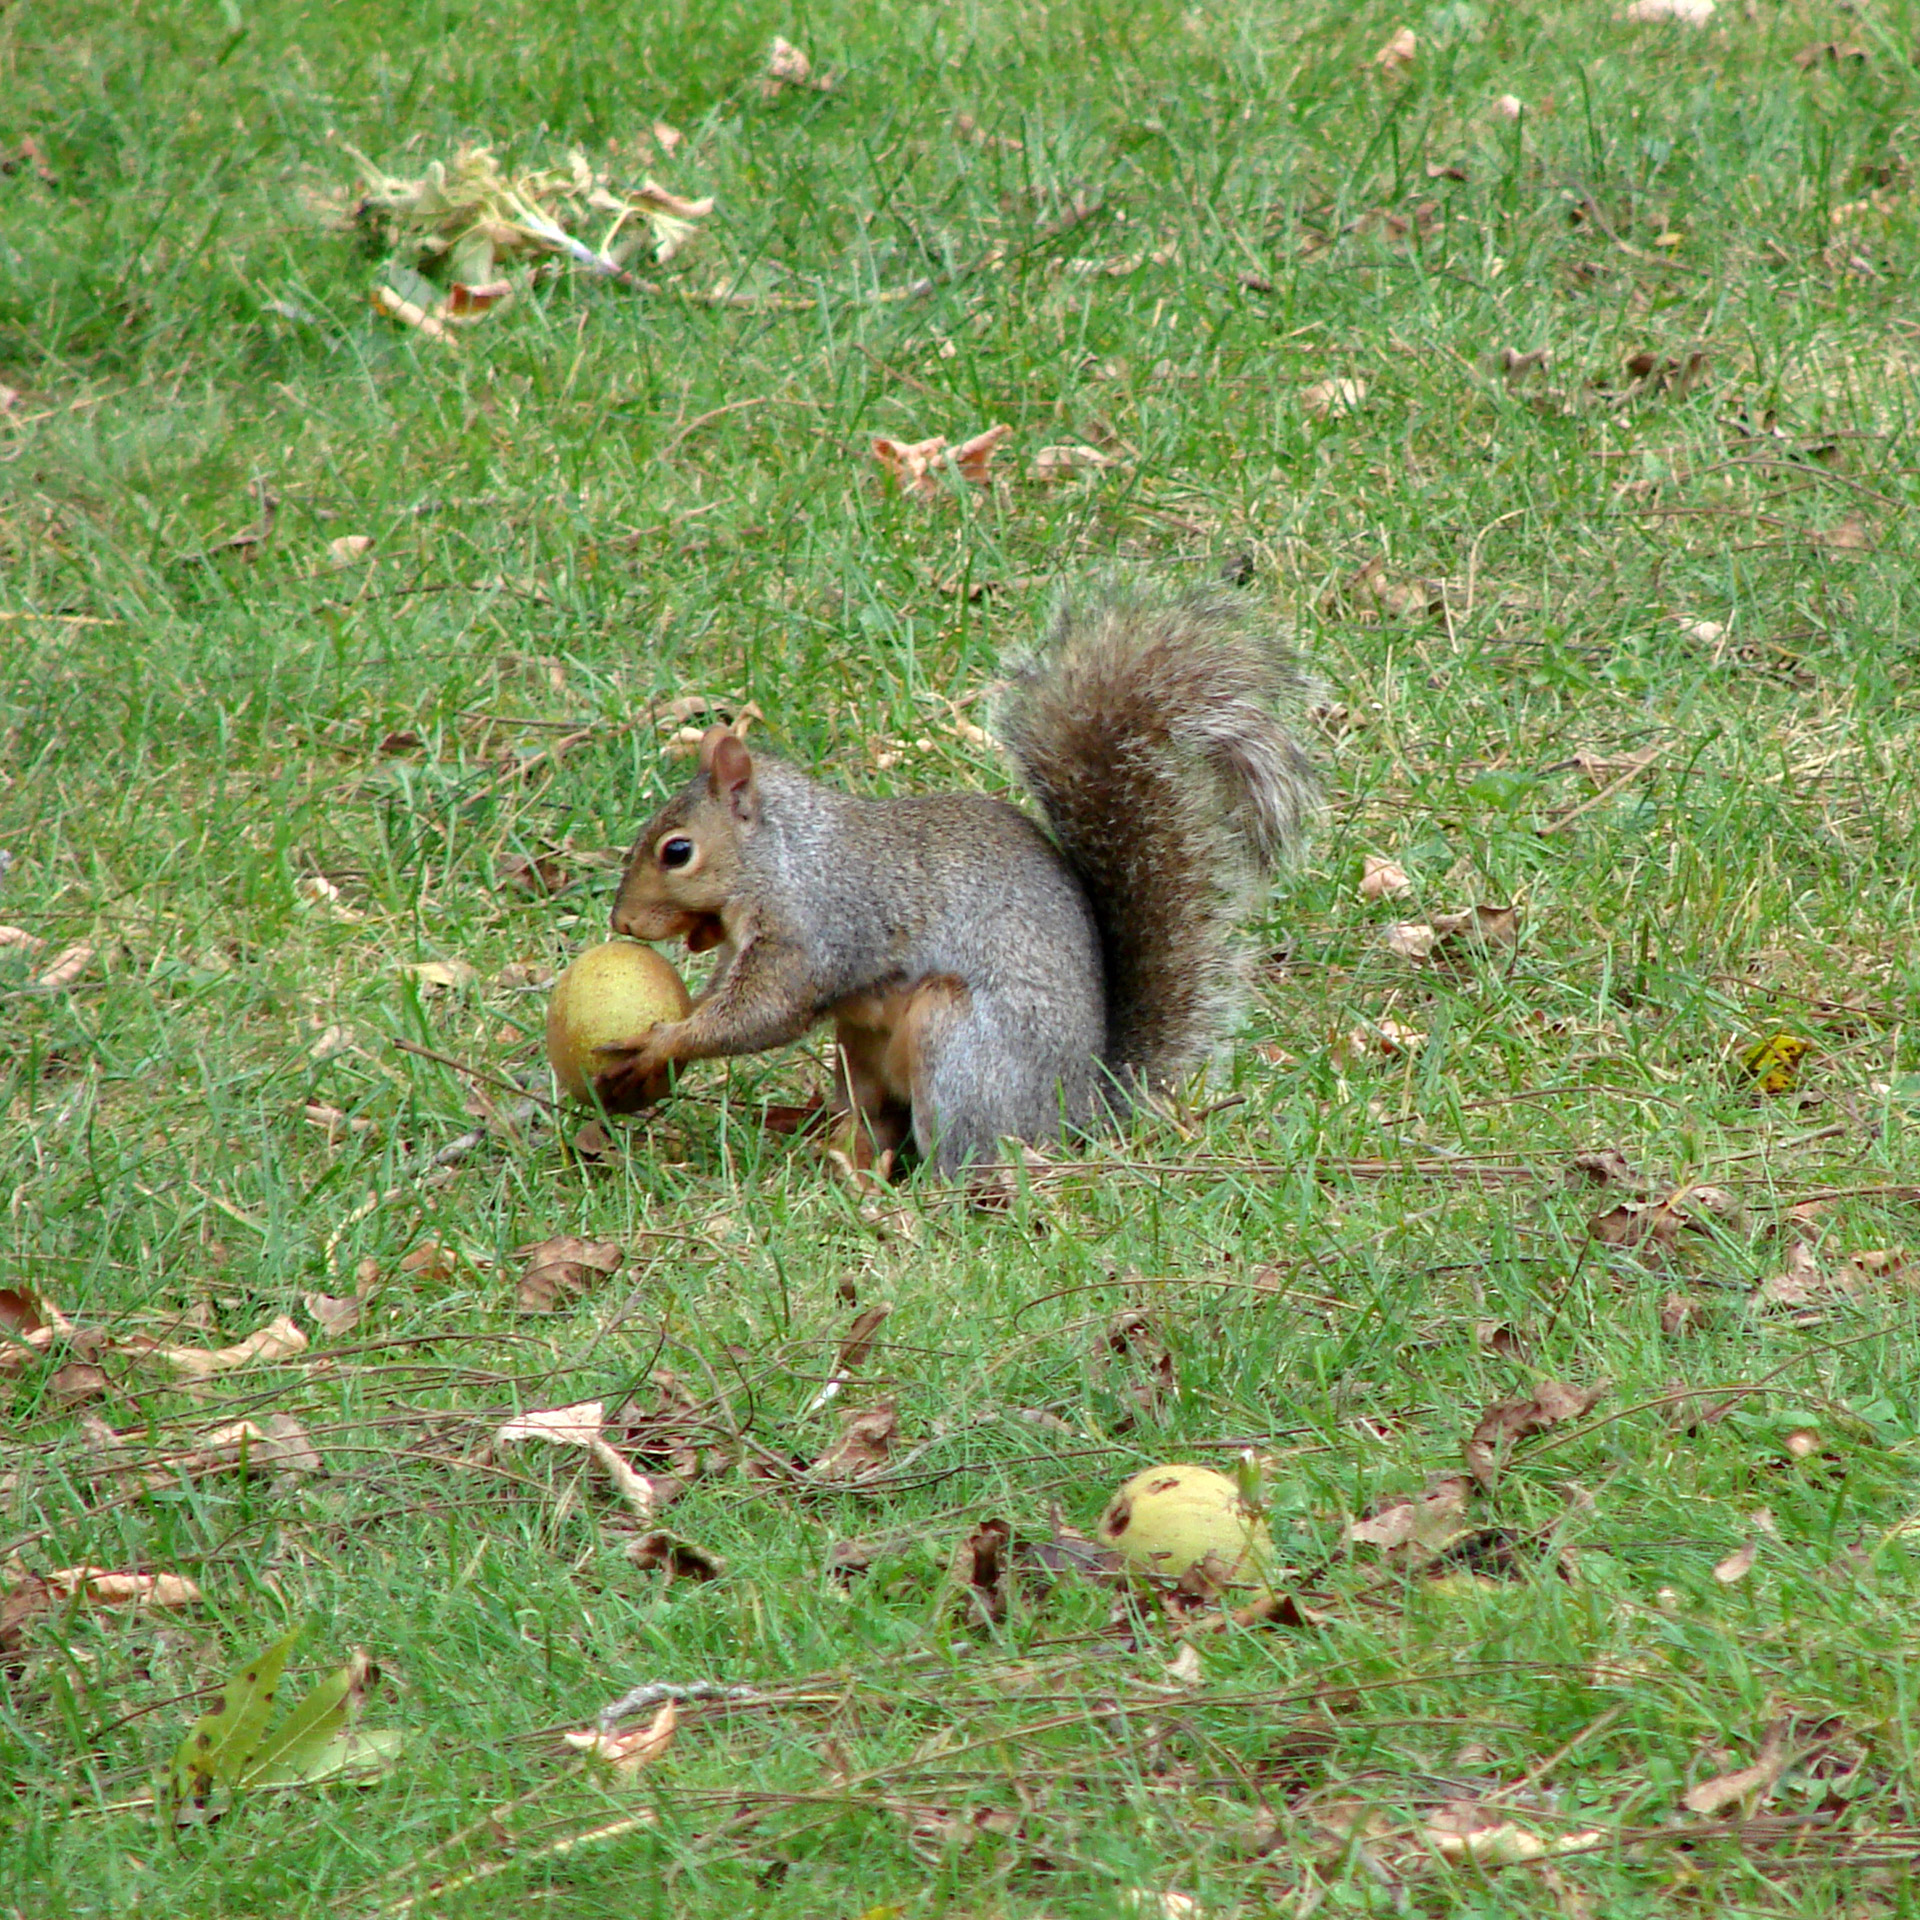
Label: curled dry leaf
xmin=493 ymin=1400 xmax=668 ymax=1522
xmin=34 ymin=942 xmax=94 ymax=991
xmin=328 ymin=534 xmax=375 ymax=566
xmin=1301 ymin=377 xmax=1367 ymax=420
xmin=871 ymin=423 xmax=1012 ymax=501
xmin=128 ymin=1315 xmax=307 ymax=1379
xmin=627 ymin=1531 xmax=725 ymax=1583
xmin=515 ymin=1234 xmax=624 ymax=1312
xmin=810 ymin=1399 xmax=898 ymax=1481
xmin=953 ymin=1516 xmax=1013 ymax=1627
xmin=45 ymin=1567 xmax=203 ymax=1610
xmin=564 ymin=1699 xmax=678 ymax=1773
xmin=0 ymin=1286 xmax=75 ymax=1372
xmin=1383 ymin=921 xmax=1438 ymax=961
xmin=1682 ymin=1720 xmax=1791 ymax=1816
xmin=1422 ymin=1809 xmax=1606 ymax=1863
xmin=1466 ymin=1381 xmax=1603 ymax=1493
xmin=0 ymin=926 xmax=46 ymax=956
xmin=1360 ymin=854 xmax=1413 ymax=900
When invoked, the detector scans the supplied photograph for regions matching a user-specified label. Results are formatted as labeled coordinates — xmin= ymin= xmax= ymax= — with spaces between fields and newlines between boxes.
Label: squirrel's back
xmin=996 ymin=583 xmax=1322 ymax=1091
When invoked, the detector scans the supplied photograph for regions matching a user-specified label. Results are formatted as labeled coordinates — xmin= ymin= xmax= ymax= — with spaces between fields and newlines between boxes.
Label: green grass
xmin=4 ymin=0 xmax=1920 ymax=1912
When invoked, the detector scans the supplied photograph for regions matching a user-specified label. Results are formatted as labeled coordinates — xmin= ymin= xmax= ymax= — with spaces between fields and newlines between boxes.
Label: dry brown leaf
xmin=401 ymin=957 xmax=477 ymax=993
xmin=496 ymin=850 xmax=567 ymax=897
xmin=1429 ymin=904 xmax=1519 ymax=953
xmin=1659 ymin=1292 xmax=1707 ymax=1336
xmin=564 ymin=1699 xmax=678 ymax=1773
xmin=627 ymin=1531 xmax=725 ymax=1583
xmin=0 ymin=1286 xmax=73 ymax=1373
xmin=834 ymin=1302 xmax=892 ymax=1372
xmin=1466 ymin=1382 xmax=1604 ymax=1493
xmin=49 ymin=1362 xmax=111 ymax=1407
xmin=1360 ymin=854 xmax=1413 ymax=900
xmin=760 ymin=35 xmax=835 ymax=95
xmin=1713 ymin=1540 xmax=1757 ymax=1584
xmin=33 ymin=942 xmax=94 ymax=991
xmin=1349 ymin=1474 xmax=1472 ymax=1551
xmin=514 ymin=1234 xmax=624 ymax=1313
xmin=496 ymin=1399 xmax=606 ymax=1447
xmin=398 ymin=1240 xmax=458 ymax=1283
xmin=1683 ymin=1720 xmax=1790 ymax=1815
xmin=129 ymin=1314 xmax=307 ymax=1379
xmin=493 ymin=1399 xmax=666 ymax=1520
xmin=1372 ymin=27 xmax=1417 ymax=71
xmin=871 ymin=423 xmax=1012 ymax=500
xmin=1812 ymin=512 xmax=1873 ymax=554
xmin=1792 ymin=40 xmax=1867 ymax=68
xmin=44 ymin=1567 xmax=203 ymax=1610
xmin=810 ymin=1400 xmax=898 ymax=1481
xmin=1032 ymin=443 xmax=1119 ymax=481
xmin=953 ymin=1516 xmax=1013 ymax=1626
xmin=1569 ymin=1148 xmax=1646 ymax=1190
xmin=328 ymin=534 xmax=375 ymax=565
xmin=175 ymin=1416 xmax=324 ymax=1480
xmin=1383 ymin=921 xmax=1438 ymax=961
xmin=301 ymin=1289 xmax=365 ymax=1337
xmin=1302 ymin=377 xmax=1367 ymax=420
xmin=1335 ymin=1017 xmax=1426 ymax=1064
xmin=0 ymin=926 xmax=45 ymax=956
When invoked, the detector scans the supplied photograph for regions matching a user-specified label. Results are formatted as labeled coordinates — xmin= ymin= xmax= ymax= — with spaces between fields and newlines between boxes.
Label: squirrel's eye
xmin=659 ymin=836 xmax=696 ymax=871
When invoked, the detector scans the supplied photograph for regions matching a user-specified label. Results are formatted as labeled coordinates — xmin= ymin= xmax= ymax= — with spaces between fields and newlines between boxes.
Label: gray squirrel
xmin=598 ymin=583 xmax=1322 ymax=1173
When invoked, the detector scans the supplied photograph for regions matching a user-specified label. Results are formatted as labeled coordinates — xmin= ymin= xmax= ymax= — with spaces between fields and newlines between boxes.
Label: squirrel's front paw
xmin=593 ymin=1036 xmax=678 ymax=1114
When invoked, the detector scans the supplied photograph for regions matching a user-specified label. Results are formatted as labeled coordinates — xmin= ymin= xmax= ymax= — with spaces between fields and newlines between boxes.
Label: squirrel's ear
xmin=704 ymin=729 xmax=759 ymax=823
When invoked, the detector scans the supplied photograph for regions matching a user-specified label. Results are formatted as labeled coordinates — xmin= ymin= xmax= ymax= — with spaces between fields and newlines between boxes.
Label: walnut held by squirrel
xmin=599 ymin=585 xmax=1322 ymax=1173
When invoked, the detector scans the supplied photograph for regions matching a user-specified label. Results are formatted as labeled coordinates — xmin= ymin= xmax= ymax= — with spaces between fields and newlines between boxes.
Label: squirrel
xmin=597 ymin=583 xmax=1323 ymax=1174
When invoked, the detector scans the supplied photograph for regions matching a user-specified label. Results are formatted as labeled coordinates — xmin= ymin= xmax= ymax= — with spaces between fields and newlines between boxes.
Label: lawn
xmin=3 ymin=0 xmax=1919 ymax=1913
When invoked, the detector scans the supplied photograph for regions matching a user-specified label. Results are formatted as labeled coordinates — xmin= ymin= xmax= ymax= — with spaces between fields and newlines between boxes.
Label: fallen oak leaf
xmin=1465 ymin=1381 xmax=1604 ymax=1493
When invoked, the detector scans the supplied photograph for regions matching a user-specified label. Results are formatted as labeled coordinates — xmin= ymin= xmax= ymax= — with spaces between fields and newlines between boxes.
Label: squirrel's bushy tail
xmin=997 ymin=584 xmax=1322 ymax=1091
